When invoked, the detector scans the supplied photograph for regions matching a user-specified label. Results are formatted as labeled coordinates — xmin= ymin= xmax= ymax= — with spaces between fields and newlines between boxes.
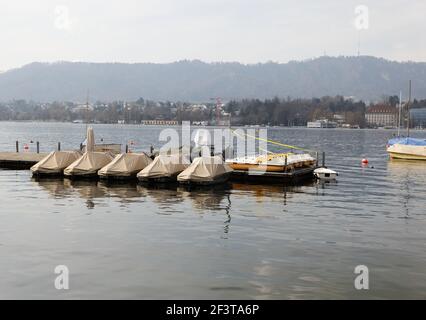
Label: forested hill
xmin=0 ymin=56 xmax=425 ymax=102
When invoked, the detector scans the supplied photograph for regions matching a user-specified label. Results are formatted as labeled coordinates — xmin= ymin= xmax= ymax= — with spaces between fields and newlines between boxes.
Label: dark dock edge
xmin=229 ymin=166 xmax=316 ymax=184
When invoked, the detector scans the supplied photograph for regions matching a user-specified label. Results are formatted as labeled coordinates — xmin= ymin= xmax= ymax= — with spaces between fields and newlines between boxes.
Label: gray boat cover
xmin=31 ymin=151 xmax=82 ymax=174
xmin=137 ymin=154 xmax=189 ymax=179
xmin=177 ymin=156 xmax=233 ymax=183
xmin=64 ymin=152 xmax=114 ymax=176
xmin=98 ymin=153 xmax=152 ymax=177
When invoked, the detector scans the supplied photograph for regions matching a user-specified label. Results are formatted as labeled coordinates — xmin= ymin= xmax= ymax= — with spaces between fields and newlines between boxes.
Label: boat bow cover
xmin=99 ymin=153 xmax=152 ymax=177
xmin=31 ymin=151 xmax=82 ymax=174
xmin=137 ymin=154 xmax=189 ymax=179
xmin=64 ymin=152 xmax=114 ymax=176
xmin=177 ymin=156 xmax=233 ymax=182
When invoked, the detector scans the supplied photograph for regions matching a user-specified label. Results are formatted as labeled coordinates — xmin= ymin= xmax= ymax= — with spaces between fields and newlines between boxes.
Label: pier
xmin=0 ymin=152 xmax=48 ymax=169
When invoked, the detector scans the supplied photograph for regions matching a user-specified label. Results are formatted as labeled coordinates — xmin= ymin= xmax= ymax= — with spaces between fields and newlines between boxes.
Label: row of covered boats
xmin=31 ymin=127 xmax=318 ymax=185
xmin=31 ymin=128 xmax=233 ymax=185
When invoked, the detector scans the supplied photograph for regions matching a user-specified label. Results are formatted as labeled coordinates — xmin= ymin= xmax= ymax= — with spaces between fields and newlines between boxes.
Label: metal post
xmin=58 ymin=142 xmax=61 ymax=151
xmin=407 ymin=80 xmax=411 ymax=137
xmin=80 ymin=143 xmax=83 ymax=151
xmin=16 ymin=141 xmax=19 ymax=153
xmin=315 ymin=152 xmax=319 ymax=167
xmin=322 ymin=152 xmax=325 ymax=167
xmin=125 ymin=144 xmax=129 ymax=153
xmin=36 ymin=142 xmax=40 ymax=154
xmin=150 ymin=145 xmax=154 ymax=155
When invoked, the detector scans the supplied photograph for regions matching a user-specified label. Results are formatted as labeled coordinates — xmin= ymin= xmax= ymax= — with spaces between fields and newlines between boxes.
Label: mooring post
xmin=322 ymin=152 xmax=325 ymax=167
xmin=150 ymin=145 xmax=154 ymax=155
xmin=285 ymin=155 xmax=288 ymax=171
xmin=315 ymin=151 xmax=319 ymax=167
xmin=36 ymin=141 xmax=40 ymax=154
xmin=125 ymin=144 xmax=129 ymax=153
xmin=16 ymin=141 xmax=19 ymax=153
xmin=58 ymin=142 xmax=61 ymax=151
xmin=80 ymin=143 xmax=83 ymax=151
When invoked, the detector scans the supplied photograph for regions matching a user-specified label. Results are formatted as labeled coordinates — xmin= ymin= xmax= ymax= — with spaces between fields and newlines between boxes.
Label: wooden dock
xmin=0 ymin=152 xmax=48 ymax=170
xmin=230 ymin=166 xmax=316 ymax=184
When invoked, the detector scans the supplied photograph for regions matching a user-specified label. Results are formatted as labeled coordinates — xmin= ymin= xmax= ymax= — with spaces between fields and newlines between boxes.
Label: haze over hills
xmin=0 ymin=56 xmax=425 ymax=103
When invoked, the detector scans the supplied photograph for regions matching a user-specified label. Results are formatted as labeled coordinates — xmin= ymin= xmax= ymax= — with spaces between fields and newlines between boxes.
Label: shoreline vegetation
xmin=1 ymin=95 xmax=426 ymax=128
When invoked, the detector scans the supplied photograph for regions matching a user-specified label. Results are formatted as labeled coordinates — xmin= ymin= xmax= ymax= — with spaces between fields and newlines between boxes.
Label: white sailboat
xmin=387 ymin=81 xmax=426 ymax=160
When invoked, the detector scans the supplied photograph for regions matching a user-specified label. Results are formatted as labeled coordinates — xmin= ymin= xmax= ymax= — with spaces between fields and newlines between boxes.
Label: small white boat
xmin=314 ymin=167 xmax=338 ymax=180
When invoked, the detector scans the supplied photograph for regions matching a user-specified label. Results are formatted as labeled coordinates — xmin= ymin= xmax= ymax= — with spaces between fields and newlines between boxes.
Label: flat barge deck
xmin=0 ymin=152 xmax=48 ymax=170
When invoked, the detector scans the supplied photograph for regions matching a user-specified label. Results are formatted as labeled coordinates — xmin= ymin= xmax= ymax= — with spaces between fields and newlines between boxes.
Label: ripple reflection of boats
xmin=136 ymin=183 xmax=185 ymax=205
xmin=231 ymin=181 xmax=314 ymax=204
xmin=32 ymin=177 xmax=74 ymax=198
xmin=97 ymin=180 xmax=141 ymax=199
xmin=68 ymin=179 xmax=107 ymax=199
xmin=387 ymin=159 xmax=426 ymax=184
xmin=387 ymin=158 xmax=426 ymax=172
xmin=178 ymin=183 xmax=231 ymax=210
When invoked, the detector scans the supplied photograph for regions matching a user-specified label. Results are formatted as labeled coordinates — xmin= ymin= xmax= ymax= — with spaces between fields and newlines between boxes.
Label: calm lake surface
xmin=0 ymin=122 xmax=425 ymax=299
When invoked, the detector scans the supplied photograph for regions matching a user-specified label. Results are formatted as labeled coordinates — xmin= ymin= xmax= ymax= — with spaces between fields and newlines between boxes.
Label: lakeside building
xmin=411 ymin=108 xmax=426 ymax=128
xmin=333 ymin=114 xmax=346 ymax=125
xmin=307 ymin=119 xmax=338 ymax=128
xmin=141 ymin=120 xmax=178 ymax=125
xmin=365 ymin=105 xmax=398 ymax=127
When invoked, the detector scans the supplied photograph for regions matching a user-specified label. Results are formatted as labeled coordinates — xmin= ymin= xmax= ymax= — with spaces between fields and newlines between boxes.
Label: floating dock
xmin=0 ymin=152 xmax=48 ymax=169
xmin=0 ymin=152 xmax=317 ymax=183
xmin=230 ymin=166 xmax=316 ymax=184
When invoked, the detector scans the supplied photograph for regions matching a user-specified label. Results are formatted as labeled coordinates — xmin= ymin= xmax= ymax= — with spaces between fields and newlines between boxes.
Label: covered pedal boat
xmin=177 ymin=156 xmax=233 ymax=185
xmin=31 ymin=151 xmax=82 ymax=176
xmin=137 ymin=154 xmax=189 ymax=182
xmin=98 ymin=153 xmax=152 ymax=179
xmin=64 ymin=151 xmax=114 ymax=178
xmin=64 ymin=127 xmax=114 ymax=178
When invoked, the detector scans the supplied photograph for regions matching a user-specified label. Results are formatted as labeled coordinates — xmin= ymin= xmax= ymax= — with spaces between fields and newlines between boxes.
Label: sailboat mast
xmin=85 ymin=90 xmax=90 ymax=132
xmin=397 ymin=91 xmax=402 ymax=136
xmin=407 ymin=80 xmax=411 ymax=137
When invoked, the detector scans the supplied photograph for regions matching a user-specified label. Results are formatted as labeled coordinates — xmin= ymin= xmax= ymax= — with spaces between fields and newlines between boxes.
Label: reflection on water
xmin=1 ymin=125 xmax=426 ymax=299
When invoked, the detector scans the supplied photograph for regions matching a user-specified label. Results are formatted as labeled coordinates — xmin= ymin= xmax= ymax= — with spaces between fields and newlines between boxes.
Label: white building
xmin=307 ymin=119 xmax=337 ymax=128
xmin=365 ymin=105 xmax=397 ymax=127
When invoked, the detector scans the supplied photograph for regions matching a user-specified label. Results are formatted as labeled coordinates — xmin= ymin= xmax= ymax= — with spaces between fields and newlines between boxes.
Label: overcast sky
xmin=0 ymin=0 xmax=425 ymax=71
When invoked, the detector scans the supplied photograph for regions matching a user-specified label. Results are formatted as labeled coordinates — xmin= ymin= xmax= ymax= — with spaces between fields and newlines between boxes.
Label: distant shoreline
xmin=0 ymin=120 xmax=425 ymax=131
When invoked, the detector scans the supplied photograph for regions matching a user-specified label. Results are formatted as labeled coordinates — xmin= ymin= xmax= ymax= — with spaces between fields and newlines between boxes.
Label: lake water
xmin=0 ymin=122 xmax=425 ymax=299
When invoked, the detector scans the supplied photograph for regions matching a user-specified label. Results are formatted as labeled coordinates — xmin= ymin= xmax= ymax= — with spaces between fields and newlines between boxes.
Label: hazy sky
xmin=1 ymin=0 xmax=425 ymax=71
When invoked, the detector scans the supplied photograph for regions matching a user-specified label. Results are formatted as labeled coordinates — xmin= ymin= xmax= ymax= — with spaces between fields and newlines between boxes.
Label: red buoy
xmin=24 ymin=144 xmax=29 ymax=151
xmin=362 ymin=158 xmax=369 ymax=164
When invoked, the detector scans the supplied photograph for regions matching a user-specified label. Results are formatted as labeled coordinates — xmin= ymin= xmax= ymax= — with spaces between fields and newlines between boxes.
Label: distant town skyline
xmin=1 ymin=0 xmax=425 ymax=71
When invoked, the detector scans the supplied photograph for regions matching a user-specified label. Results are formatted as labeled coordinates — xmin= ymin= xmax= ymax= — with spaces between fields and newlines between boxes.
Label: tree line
xmin=1 ymin=96 xmax=425 ymax=127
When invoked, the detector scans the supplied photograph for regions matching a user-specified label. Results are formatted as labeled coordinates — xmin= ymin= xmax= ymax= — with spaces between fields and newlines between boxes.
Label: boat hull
xmin=228 ymin=161 xmax=315 ymax=172
xmin=388 ymin=152 xmax=426 ymax=161
xmin=387 ymin=144 xmax=426 ymax=161
xmin=178 ymin=172 xmax=231 ymax=185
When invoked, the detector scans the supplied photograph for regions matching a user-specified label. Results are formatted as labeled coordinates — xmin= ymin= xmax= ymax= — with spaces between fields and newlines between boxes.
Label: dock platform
xmin=0 ymin=152 xmax=48 ymax=170
xmin=230 ymin=166 xmax=316 ymax=184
